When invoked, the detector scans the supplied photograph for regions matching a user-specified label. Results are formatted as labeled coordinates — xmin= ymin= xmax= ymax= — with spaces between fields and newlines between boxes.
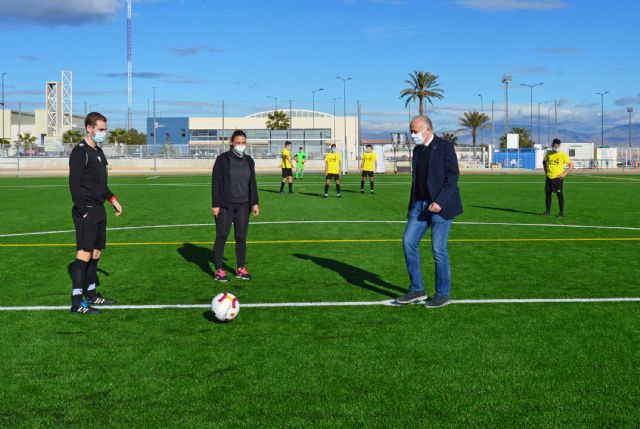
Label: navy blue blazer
xmin=408 ymin=135 xmax=463 ymax=220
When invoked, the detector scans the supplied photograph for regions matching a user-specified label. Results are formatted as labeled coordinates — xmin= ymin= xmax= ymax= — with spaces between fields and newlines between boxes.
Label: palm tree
xmin=459 ymin=111 xmax=490 ymax=146
xmin=399 ymin=71 xmax=444 ymax=116
xmin=440 ymin=131 xmax=460 ymax=146
xmin=17 ymin=132 xmax=38 ymax=150
xmin=63 ymin=130 xmax=83 ymax=144
xmin=109 ymin=128 xmax=128 ymax=144
xmin=499 ymin=127 xmax=535 ymax=148
xmin=265 ymin=111 xmax=290 ymax=130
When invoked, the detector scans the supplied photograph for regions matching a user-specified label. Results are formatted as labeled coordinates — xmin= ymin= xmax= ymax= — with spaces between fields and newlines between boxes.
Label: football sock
xmin=558 ymin=193 xmax=564 ymax=213
xmin=370 ymin=181 xmax=374 ymax=191
xmin=288 ymin=182 xmax=292 ymax=192
xmin=71 ymin=259 xmax=89 ymax=307
xmin=279 ymin=182 xmax=285 ymax=192
xmin=336 ymin=184 xmax=341 ymax=194
xmin=324 ymin=184 xmax=329 ymax=194
xmin=85 ymin=258 xmax=99 ymax=299
xmin=545 ymin=192 xmax=552 ymax=211
xmin=360 ymin=180 xmax=365 ymax=191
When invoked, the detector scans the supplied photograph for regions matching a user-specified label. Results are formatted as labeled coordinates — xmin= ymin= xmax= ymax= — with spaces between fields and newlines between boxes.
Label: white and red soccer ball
xmin=211 ymin=292 xmax=239 ymax=322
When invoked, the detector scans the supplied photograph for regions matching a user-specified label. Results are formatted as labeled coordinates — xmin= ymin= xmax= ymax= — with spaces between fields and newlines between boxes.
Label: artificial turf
xmin=1 ymin=173 xmax=639 ymax=428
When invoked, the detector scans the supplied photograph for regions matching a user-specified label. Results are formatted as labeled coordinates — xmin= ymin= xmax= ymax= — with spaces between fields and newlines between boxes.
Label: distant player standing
xmin=68 ymin=112 xmax=122 ymax=314
xmin=294 ymin=147 xmax=308 ymax=180
xmin=543 ymin=139 xmax=574 ymax=218
xmin=360 ymin=144 xmax=377 ymax=194
xmin=279 ymin=141 xmax=294 ymax=194
xmin=324 ymin=143 xmax=342 ymax=198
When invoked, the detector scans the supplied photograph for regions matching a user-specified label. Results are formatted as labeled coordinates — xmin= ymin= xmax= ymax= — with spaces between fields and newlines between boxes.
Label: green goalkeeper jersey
xmin=295 ymin=151 xmax=308 ymax=167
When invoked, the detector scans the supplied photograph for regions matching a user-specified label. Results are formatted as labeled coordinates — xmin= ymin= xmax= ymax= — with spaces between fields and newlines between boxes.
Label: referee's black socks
xmin=71 ymin=259 xmax=89 ymax=307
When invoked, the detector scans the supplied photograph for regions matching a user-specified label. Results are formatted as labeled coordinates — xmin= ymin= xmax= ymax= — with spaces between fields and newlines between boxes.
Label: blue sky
xmin=1 ymin=0 xmax=639 ymax=136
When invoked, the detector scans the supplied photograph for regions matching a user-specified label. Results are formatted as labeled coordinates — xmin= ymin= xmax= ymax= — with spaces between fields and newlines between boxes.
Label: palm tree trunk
xmin=419 ymin=97 xmax=425 ymax=116
xmin=472 ymin=128 xmax=476 ymax=146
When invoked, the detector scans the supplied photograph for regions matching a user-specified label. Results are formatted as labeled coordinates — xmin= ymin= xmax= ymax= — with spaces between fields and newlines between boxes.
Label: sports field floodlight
xmin=596 ymin=91 xmax=609 ymax=147
xmin=336 ymin=77 xmax=351 ymax=174
xmin=627 ymin=106 xmax=634 ymax=147
xmin=501 ymin=75 xmax=512 ymax=135
xmin=478 ymin=93 xmax=484 ymax=146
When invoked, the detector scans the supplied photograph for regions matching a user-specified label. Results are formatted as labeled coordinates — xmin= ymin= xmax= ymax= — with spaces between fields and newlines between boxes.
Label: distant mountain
xmin=362 ymin=123 xmax=640 ymax=147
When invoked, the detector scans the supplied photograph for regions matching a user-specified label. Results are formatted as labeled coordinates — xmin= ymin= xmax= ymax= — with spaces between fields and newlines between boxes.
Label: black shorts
xmin=72 ymin=204 xmax=107 ymax=251
xmin=282 ymin=168 xmax=293 ymax=178
xmin=326 ymin=174 xmax=340 ymax=181
xmin=545 ymin=177 xmax=564 ymax=193
xmin=361 ymin=170 xmax=374 ymax=178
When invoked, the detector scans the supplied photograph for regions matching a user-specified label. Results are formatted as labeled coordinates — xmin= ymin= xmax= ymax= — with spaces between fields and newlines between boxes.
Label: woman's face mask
xmin=234 ymin=145 xmax=246 ymax=154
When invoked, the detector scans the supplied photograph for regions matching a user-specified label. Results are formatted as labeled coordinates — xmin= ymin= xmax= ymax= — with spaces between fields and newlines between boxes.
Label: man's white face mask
xmin=411 ymin=131 xmax=426 ymax=145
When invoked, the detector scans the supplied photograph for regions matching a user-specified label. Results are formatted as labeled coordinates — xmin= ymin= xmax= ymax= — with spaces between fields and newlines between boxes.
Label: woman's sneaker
xmin=214 ymin=269 xmax=229 ymax=282
xmin=235 ymin=267 xmax=252 ymax=280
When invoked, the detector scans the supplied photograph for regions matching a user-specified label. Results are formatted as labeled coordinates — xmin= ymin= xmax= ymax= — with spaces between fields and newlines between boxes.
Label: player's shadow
xmin=298 ymin=191 xmax=323 ymax=198
xmin=66 ymin=262 xmax=109 ymax=285
xmin=293 ymin=253 xmax=404 ymax=298
xmin=471 ymin=205 xmax=541 ymax=215
xmin=177 ymin=243 xmax=234 ymax=276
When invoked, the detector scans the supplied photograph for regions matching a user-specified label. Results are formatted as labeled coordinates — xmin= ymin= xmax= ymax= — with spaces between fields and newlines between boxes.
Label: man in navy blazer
xmin=396 ymin=116 xmax=463 ymax=308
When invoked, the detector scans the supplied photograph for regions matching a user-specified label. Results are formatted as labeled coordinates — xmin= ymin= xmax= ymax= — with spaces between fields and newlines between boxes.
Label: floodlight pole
xmin=547 ymin=107 xmax=553 ymax=146
xmin=478 ymin=93 xmax=484 ymax=146
xmin=312 ymin=88 xmax=323 ymax=129
xmin=627 ymin=106 xmax=634 ymax=147
xmin=333 ymin=97 xmax=342 ymax=145
xmin=337 ymin=76 xmax=351 ymax=174
xmin=1 ymin=72 xmax=5 ymax=153
xmin=596 ymin=91 xmax=608 ymax=147
xmin=520 ymin=82 xmax=544 ymax=139
xmin=152 ymin=86 xmax=156 ymax=147
xmin=501 ymin=74 xmax=512 ymax=136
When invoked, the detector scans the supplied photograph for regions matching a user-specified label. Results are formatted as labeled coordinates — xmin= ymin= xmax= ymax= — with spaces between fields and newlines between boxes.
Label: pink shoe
xmin=235 ymin=267 xmax=252 ymax=280
xmin=214 ymin=269 xmax=229 ymax=282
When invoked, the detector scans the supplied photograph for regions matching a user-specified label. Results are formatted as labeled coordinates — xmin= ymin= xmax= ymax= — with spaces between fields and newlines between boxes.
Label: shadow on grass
xmin=293 ymin=253 xmax=404 ymax=298
xmin=177 ymin=243 xmax=234 ymax=276
xmin=471 ymin=205 xmax=542 ymax=216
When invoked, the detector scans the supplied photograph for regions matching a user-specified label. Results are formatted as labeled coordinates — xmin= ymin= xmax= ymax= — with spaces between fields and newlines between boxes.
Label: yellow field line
xmin=2 ymin=237 xmax=640 ymax=247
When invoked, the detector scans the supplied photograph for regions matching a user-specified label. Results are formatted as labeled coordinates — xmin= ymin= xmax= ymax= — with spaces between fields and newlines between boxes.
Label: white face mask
xmin=411 ymin=131 xmax=425 ymax=145
xmin=552 ymin=146 xmax=560 ymax=152
xmin=234 ymin=145 xmax=246 ymax=154
xmin=93 ymin=131 xmax=107 ymax=145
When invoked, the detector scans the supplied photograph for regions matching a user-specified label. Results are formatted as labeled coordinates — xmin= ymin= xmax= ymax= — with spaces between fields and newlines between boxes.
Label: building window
xmin=569 ymin=149 xmax=576 ymax=157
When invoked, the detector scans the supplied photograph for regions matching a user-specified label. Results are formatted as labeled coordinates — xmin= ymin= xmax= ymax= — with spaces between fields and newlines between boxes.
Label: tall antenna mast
xmin=127 ymin=0 xmax=132 ymax=130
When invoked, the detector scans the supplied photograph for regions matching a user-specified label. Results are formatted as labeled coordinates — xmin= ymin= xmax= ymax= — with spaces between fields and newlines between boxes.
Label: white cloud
xmin=454 ymin=0 xmax=566 ymax=12
xmin=0 ymin=0 xmax=121 ymax=26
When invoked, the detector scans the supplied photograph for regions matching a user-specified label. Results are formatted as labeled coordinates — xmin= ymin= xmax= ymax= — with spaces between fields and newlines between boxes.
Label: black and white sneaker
xmin=424 ymin=295 xmax=452 ymax=308
xmin=395 ymin=291 xmax=428 ymax=304
xmin=70 ymin=301 xmax=101 ymax=315
xmin=87 ymin=293 xmax=117 ymax=305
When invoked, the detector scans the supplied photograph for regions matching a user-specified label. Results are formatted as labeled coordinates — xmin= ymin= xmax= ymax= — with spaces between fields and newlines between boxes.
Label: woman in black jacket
xmin=211 ymin=130 xmax=259 ymax=281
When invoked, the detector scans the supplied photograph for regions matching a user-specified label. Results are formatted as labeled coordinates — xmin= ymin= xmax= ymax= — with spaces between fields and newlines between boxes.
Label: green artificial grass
xmin=1 ymin=173 xmax=639 ymax=427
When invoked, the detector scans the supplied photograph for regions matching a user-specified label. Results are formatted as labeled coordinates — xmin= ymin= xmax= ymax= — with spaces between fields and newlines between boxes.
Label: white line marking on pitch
xmin=3 ymin=219 xmax=640 ymax=238
xmin=1 ymin=297 xmax=639 ymax=311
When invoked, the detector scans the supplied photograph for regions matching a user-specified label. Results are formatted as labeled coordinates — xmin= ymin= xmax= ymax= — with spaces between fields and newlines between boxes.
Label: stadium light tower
xmin=628 ymin=106 xmax=634 ymax=147
xmin=1 ymin=72 xmax=5 ymax=150
xmin=337 ymin=76 xmax=351 ymax=174
xmin=520 ymin=82 xmax=544 ymax=139
xmin=312 ymin=88 xmax=323 ymax=129
xmin=127 ymin=0 xmax=132 ymax=131
xmin=537 ymin=100 xmax=550 ymax=147
xmin=501 ymin=75 xmax=512 ymax=137
xmin=333 ymin=97 xmax=342 ymax=143
xmin=596 ymin=91 xmax=609 ymax=147
xmin=478 ymin=93 xmax=484 ymax=146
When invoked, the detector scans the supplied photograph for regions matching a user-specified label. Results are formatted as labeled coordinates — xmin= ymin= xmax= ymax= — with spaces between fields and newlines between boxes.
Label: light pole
xmin=337 ymin=77 xmax=351 ymax=174
xmin=312 ymin=88 xmax=323 ymax=129
xmin=537 ymin=100 xmax=550 ymax=146
xmin=627 ymin=106 xmax=634 ymax=147
xmin=153 ymin=86 xmax=156 ymax=146
xmin=520 ymin=82 xmax=544 ymax=139
xmin=478 ymin=93 xmax=484 ymax=146
xmin=501 ymin=74 xmax=512 ymax=136
xmin=333 ymin=97 xmax=342 ymax=144
xmin=1 ymin=72 xmax=6 ymax=150
xmin=267 ymin=96 xmax=277 ymax=112
xmin=596 ymin=91 xmax=608 ymax=147
xmin=547 ymin=106 xmax=553 ymax=146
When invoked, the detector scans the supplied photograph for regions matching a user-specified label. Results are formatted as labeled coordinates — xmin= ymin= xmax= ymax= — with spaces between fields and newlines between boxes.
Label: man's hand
xmin=212 ymin=207 xmax=220 ymax=217
xmin=252 ymin=204 xmax=260 ymax=217
xmin=428 ymin=202 xmax=442 ymax=213
xmin=113 ymin=200 xmax=123 ymax=216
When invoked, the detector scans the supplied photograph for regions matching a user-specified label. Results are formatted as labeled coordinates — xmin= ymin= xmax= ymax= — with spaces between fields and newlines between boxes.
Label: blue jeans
xmin=403 ymin=200 xmax=453 ymax=297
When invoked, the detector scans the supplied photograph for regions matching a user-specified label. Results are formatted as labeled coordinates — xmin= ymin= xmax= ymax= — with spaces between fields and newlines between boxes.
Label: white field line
xmin=3 ymin=219 xmax=640 ymax=238
xmin=1 ymin=297 xmax=640 ymax=311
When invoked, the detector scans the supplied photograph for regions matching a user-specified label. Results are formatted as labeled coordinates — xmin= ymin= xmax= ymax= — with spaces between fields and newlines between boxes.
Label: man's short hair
xmin=331 ymin=143 xmax=336 ymax=148
xmin=299 ymin=147 xmax=303 ymax=150
xmin=85 ymin=112 xmax=107 ymax=128
xmin=285 ymin=141 xmax=291 ymax=146
xmin=552 ymin=138 xmax=561 ymax=145
xmin=366 ymin=144 xmax=372 ymax=149
xmin=411 ymin=115 xmax=433 ymax=131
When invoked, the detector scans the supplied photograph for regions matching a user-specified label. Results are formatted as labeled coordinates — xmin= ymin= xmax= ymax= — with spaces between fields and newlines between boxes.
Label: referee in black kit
xmin=68 ymin=112 xmax=122 ymax=314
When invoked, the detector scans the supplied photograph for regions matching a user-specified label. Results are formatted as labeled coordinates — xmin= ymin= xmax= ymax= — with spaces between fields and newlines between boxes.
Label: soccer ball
xmin=211 ymin=293 xmax=240 ymax=322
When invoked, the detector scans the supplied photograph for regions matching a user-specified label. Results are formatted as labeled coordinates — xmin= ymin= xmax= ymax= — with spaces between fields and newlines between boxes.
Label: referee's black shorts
xmin=72 ymin=204 xmax=107 ymax=251
xmin=545 ymin=177 xmax=564 ymax=194
xmin=281 ymin=168 xmax=293 ymax=178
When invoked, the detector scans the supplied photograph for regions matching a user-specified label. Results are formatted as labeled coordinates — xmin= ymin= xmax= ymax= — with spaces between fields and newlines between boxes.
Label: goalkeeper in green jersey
xmin=294 ymin=147 xmax=308 ymax=180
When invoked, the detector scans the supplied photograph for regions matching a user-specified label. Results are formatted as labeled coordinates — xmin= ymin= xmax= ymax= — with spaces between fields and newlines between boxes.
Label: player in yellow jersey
xmin=279 ymin=141 xmax=294 ymax=194
xmin=360 ymin=144 xmax=377 ymax=194
xmin=324 ymin=143 xmax=342 ymax=198
xmin=543 ymin=139 xmax=574 ymax=218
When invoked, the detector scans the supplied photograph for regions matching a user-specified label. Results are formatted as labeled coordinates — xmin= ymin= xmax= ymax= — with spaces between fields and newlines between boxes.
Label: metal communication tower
xmin=62 ymin=70 xmax=72 ymax=132
xmin=46 ymin=81 xmax=58 ymax=136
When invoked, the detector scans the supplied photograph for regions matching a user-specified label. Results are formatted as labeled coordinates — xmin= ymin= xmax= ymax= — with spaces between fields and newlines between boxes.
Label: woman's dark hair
xmin=229 ymin=129 xmax=247 ymax=146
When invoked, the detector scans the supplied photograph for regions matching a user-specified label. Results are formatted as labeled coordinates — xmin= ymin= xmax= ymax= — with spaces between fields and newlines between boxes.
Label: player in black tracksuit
xmin=68 ymin=112 xmax=123 ymax=314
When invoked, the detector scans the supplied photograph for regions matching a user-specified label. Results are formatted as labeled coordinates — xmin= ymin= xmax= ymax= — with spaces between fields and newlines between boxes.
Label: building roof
xmin=246 ymin=109 xmax=334 ymax=119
